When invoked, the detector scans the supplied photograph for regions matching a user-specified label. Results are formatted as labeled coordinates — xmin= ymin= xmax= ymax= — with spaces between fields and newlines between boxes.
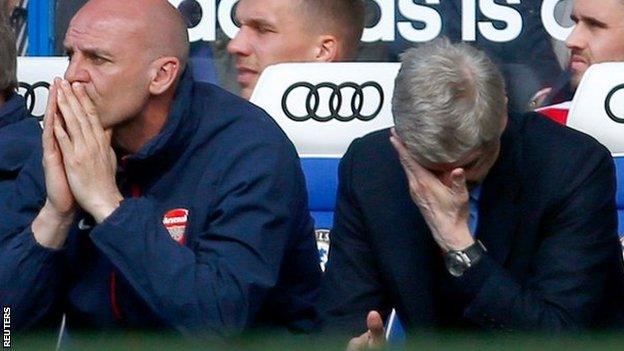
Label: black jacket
xmin=320 ymin=112 xmax=624 ymax=334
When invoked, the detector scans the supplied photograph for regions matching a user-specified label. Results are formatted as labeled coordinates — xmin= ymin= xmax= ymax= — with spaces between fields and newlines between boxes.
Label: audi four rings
xmin=605 ymin=84 xmax=624 ymax=124
xmin=281 ymin=81 xmax=384 ymax=122
xmin=18 ymin=81 xmax=50 ymax=119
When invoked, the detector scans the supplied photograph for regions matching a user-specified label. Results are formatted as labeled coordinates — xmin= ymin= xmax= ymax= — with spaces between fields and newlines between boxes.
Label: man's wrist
xmin=90 ymin=193 xmax=124 ymax=223
xmin=441 ymin=226 xmax=474 ymax=252
xmin=32 ymin=203 xmax=76 ymax=249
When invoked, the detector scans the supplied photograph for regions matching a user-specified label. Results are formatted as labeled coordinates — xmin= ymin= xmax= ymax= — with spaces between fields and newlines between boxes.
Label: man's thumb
xmin=367 ymin=311 xmax=384 ymax=339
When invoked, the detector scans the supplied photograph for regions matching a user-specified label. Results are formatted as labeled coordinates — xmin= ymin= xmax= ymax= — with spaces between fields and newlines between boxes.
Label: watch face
xmin=446 ymin=253 xmax=467 ymax=277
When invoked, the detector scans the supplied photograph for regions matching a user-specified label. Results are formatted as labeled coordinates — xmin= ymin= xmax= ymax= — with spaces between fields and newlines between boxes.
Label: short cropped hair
xmin=300 ymin=0 xmax=364 ymax=60
xmin=0 ymin=19 xmax=17 ymax=100
xmin=392 ymin=38 xmax=507 ymax=165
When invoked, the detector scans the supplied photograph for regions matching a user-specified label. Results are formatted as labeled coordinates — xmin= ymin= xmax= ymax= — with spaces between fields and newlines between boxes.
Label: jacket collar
xmin=0 ymin=93 xmax=30 ymax=129
xmin=475 ymin=113 xmax=523 ymax=265
xmin=121 ymin=68 xmax=199 ymax=180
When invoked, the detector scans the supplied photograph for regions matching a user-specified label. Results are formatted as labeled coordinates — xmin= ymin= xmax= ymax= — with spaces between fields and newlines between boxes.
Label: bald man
xmin=227 ymin=0 xmax=364 ymax=99
xmin=0 ymin=0 xmax=320 ymax=335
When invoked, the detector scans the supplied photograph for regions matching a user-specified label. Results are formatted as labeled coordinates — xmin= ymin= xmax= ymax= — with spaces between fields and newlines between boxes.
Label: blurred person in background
xmin=536 ymin=0 xmax=624 ymax=123
xmin=0 ymin=0 xmax=18 ymax=23
xmin=0 ymin=0 xmax=320 ymax=336
xmin=227 ymin=0 xmax=365 ymax=100
xmin=0 ymin=17 xmax=41 ymax=204
xmin=2 ymin=0 xmax=26 ymax=54
xmin=386 ymin=0 xmax=562 ymax=114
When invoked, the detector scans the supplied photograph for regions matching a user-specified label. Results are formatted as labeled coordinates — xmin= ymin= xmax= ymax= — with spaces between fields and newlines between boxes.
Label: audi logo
xmin=281 ymin=81 xmax=384 ymax=122
xmin=18 ymin=81 xmax=50 ymax=119
xmin=605 ymin=84 xmax=624 ymax=124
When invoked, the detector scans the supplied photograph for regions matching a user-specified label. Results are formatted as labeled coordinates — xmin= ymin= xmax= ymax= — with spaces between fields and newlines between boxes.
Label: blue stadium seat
xmin=300 ymin=158 xmax=339 ymax=271
xmin=615 ymin=157 xmax=624 ymax=238
xmin=301 ymin=158 xmax=339 ymax=231
xmin=250 ymin=63 xmax=405 ymax=338
xmin=566 ymin=63 xmax=624 ymax=244
xmin=249 ymin=62 xmax=399 ymax=269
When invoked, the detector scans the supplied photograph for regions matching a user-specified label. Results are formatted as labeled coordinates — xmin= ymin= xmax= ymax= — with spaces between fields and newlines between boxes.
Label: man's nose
xmin=227 ymin=27 xmax=251 ymax=56
xmin=63 ymin=55 xmax=89 ymax=83
xmin=565 ymin=24 xmax=584 ymax=51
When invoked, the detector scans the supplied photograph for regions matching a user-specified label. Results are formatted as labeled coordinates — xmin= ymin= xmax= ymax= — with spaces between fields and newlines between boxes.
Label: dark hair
xmin=300 ymin=0 xmax=364 ymax=60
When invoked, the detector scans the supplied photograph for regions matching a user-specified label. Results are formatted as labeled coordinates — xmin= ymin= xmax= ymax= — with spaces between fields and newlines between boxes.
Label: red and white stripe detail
xmin=536 ymin=101 xmax=571 ymax=125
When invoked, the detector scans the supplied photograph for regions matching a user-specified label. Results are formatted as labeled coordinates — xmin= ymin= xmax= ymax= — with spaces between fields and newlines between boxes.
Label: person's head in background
xmin=1 ymin=0 xmax=17 ymax=17
xmin=0 ymin=17 xmax=16 ymax=106
xmin=566 ymin=0 xmax=624 ymax=88
xmin=227 ymin=0 xmax=364 ymax=99
xmin=1 ymin=0 xmax=20 ymax=27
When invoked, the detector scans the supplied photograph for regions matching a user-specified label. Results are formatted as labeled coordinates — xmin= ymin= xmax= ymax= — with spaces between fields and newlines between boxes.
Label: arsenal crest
xmin=163 ymin=208 xmax=189 ymax=245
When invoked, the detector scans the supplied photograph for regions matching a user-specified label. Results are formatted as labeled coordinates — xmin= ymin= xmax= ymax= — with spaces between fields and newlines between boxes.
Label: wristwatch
xmin=444 ymin=240 xmax=487 ymax=277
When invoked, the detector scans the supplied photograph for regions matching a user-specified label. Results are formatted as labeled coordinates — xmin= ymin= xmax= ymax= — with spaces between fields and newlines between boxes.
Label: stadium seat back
xmin=616 ymin=157 xmax=624 ymax=239
xmin=568 ymin=62 xmax=624 ymax=238
xmin=250 ymin=62 xmax=399 ymax=157
xmin=252 ymin=62 xmax=406 ymax=340
xmin=250 ymin=62 xmax=399 ymax=270
xmin=16 ymin=57 xmax=69 ymax=119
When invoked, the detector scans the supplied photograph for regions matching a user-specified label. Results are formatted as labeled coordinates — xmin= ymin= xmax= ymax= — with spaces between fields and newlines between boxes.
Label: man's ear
xmin=315 ymin=35 xmax=340 ymax=62
xmin=148 ymin=57 xmax=181 ymax=95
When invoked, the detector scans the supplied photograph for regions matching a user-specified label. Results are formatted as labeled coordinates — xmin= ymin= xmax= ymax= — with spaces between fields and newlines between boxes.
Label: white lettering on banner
xmin=169 ymin=0 xmax=573 ymax=43
xmin=541 ymin=0 xmax=573 ymax=42
xmin=463 ymin=0 xmax=477 ymax=41
xmin=397 ymin=0 xmax=442 ymax=43
xmin=463 ymin=0 xmax=522 ymax=42
xmin=362 ymin=0 xmax=395 ymax=42
xmin=478 ymin=0 xmax=522 ymax=42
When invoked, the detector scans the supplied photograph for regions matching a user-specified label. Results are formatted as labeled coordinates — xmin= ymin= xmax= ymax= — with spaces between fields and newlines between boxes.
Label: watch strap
xmin=463 ymin=240 xmax=487 ymax=265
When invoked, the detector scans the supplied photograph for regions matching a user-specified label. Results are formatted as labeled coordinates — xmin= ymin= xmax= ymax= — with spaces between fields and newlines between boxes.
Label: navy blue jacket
xmin=320 ymin=112 xmax=624 ymax=334
xmin=0 ymin=71 xmax=321 ymax=336
xmin=0 ymin=93 xmax=41 ymax=205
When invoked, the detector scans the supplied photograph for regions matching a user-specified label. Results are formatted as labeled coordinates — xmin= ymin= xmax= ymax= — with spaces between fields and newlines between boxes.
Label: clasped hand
xmin=42 ymin=79 xmax=122 ymax=224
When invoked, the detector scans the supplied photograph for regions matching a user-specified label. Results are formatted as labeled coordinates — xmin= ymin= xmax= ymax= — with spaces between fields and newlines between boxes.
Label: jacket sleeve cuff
xmin=25 ymin=227 xmax=66 ymax=256
xmin=456 ymin=254 xmax=520 ymax=328
xmin=97 ymin=198 xmax=143 ymax=227
xmin=453 ymin=253 xmax=497 ymax=298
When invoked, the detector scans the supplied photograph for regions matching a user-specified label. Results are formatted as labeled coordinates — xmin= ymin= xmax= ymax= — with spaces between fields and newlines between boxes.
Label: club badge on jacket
xmin=163 ymin=208 xmax=189 ymax=245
